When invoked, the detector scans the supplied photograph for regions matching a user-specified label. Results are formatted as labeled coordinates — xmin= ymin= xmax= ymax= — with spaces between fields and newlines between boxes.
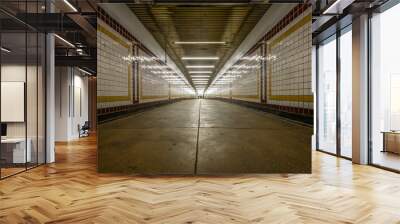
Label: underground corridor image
xmin=96 ymin=3 xmax=313 ymax=175
xmin=2 ymin=0 xmax=400 ymax=222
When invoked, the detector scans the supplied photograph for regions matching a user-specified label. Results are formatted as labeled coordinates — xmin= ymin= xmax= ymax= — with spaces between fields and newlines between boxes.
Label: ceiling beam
xmin=55 ymin=55 xmax=96 ymax=71
xmin=67 ymin=13 xmax=97 ymax=46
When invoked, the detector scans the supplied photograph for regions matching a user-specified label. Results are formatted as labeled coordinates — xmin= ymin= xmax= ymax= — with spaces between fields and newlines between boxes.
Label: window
xmin=317 ymin=35 xmax=337 ymax=154
xmin=339 ymin=27 xmax=352 ymax=158
xmin=0 ymin=2 xmax=46 ymax=179
xmin=370 ymin=2 xmax=400 ymax=171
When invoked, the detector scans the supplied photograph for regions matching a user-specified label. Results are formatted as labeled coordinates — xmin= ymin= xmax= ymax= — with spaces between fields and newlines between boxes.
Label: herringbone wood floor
xmin=1 ymin=135 xmax=400 ymax=223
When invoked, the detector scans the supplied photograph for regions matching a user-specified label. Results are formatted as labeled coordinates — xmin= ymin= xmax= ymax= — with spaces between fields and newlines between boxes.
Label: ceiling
xmin=128 ymin=4 xmax=271 ymax=90
xmin=0 ymin=0 xmax=97 ymax=73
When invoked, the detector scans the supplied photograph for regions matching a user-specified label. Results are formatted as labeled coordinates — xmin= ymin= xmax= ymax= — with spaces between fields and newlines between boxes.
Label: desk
xmin=1 ymin=138 xmax=31 ymax=164
xmin=382 ymin=131 xmax=400 ymax=154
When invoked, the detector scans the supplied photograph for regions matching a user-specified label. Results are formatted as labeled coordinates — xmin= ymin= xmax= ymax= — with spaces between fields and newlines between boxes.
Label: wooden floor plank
xmin=0 ymin=135 xmax=400 ymax=223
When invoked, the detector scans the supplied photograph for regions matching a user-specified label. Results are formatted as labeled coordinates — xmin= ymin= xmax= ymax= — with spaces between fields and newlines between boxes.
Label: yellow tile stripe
xmin=268 ymin=13 xmax=313 ymax=103
xmin=97 ymin=24 xmax=130 ymax=49
xmin=97 ymin=22 xmax=132 ymax=103
xmin=270 ymin=14 xmax=312 ymax=48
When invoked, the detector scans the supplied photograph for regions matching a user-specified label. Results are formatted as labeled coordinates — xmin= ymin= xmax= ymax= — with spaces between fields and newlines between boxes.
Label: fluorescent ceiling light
xmin=189 ymin=71 xmax=212 ymax=74
xmin=322 ymin=0 xmax=353 ymax=14
xmin=78 ymin=68 xmax=93 ymax=76
xmin=63 ymin=0 xmax=78 ymax=12
xmin=186 ymin=65 xmax=215 ymax=68
xmin=175 ymin=41 xmax=225 ymax=45
xmin=1 ymin=47 xmax=11 ymax=53
xmin=54 ymin=34 xmax=75 ymax=48
xmin=182 ymin=57 xmax=219 ymax=60
xmin=191 ymin=75 xmax=210 ymax=77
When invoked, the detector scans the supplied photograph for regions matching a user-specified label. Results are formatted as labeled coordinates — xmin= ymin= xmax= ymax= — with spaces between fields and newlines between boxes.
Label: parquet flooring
xmin=1 ymin=135 xmax=400 ymax=223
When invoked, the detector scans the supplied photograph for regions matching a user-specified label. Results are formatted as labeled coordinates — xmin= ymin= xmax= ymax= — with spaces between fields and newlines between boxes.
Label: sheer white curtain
xmin=340 ymin=29 xmax=352 ymax=158
xmin=318 ymin=37 xmax=337 ymax=154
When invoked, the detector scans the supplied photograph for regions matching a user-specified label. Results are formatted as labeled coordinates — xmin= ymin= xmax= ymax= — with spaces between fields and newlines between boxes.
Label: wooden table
xmin=382 ymin=131 xmax=400 ymax=154
xmin=1 ymin=138 xmax=31 ymax=165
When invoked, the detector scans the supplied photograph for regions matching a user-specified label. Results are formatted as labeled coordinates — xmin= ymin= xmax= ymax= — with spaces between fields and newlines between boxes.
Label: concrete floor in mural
xmin=98 ymin=99 xmax=312 ymax=174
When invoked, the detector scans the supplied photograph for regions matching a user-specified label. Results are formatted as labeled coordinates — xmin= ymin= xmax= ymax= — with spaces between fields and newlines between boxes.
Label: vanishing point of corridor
xmin=99 ymin=99 xmax=312 ymax=174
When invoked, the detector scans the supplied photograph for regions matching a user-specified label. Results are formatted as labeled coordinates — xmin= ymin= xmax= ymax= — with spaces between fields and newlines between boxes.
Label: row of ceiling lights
xmin=175 ymin=41 xmax=226 ymax=93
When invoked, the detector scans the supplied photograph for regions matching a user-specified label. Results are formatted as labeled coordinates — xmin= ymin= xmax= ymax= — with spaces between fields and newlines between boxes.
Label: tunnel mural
xmin=97 ymin=3 xmax=312 ymax=174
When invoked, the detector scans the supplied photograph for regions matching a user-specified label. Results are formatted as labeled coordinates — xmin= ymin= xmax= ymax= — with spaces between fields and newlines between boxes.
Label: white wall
xmin=72 ymin=73 xmax=89 ymax=138
xmin=1 ymin=64 xmax=36 ymax=137
xmin=55 ymin=67 xmax=69 ymax=141
xmin=55 ymin=67 xmax=89 ymax=141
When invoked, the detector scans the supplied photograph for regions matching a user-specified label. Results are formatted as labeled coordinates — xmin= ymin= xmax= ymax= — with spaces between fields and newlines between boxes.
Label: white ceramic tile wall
xmin=97 ymin=19 xmax=133 ymax=109
xmin=205 ymin=84 xmax=230 ymax=98
xmin=138 ymin=49 xmax=194 ymax=101
xmin=207 ymin=8 xmax=312 ymax=110
xmin=267 ymin=9 xmax=312 ymax=109
xmin=231 ymin=49 xmax=261 ymax=102
xmin=206 ymin=49 xmax=261 ymax=101
xmin=138 ymin=49 xmax=170 ymax=102
xmin=170 ymin=85 xmax=192 ymax=99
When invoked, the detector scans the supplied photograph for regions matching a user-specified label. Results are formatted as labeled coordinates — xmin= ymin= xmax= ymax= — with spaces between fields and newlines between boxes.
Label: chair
xmin=79 ymin=121 xmax=90 ymax=138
